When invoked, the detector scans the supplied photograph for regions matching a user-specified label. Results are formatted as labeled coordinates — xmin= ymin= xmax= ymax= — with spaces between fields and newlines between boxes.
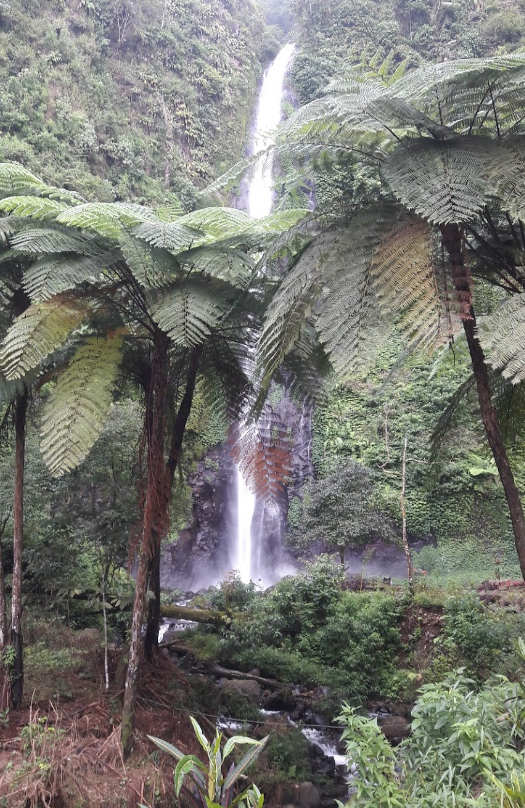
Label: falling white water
xmin=235 ymin=43 xmax=296 ymax=584
xmin=248 ymin=42 xmax=296 ymax=220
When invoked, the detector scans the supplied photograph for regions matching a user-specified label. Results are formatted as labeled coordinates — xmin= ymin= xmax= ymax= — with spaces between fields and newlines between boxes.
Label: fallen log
xmin=160 ymin=604 xmax=233 ymax=626
xmin=160 ymin=640 xmax=282 ymax=689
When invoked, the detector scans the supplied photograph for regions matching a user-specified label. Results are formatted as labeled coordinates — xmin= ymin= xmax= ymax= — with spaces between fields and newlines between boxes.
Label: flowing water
xmin=234 ymin=43 xmax=296 ymax=584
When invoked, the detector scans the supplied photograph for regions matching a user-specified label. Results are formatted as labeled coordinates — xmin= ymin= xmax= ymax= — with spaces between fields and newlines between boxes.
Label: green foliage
xmin=0 ymin=0 xmax=265 ymax=201
xmin=266 ymin=729 xmax=311 ymax=782
xmin=40 ymin=332 xmax=124 ymax=476
xmin=336 ymin=667 xmax=525 ymax=807
xmin=199 ymin=559 xmax=405 ymax=700
xmin=288 ymin=461 xmax=396 ymax=555
xmin=147 ymin=717 xmax=267 ymax=808
xmin=438 ymin=594 xmax=525 ymax=676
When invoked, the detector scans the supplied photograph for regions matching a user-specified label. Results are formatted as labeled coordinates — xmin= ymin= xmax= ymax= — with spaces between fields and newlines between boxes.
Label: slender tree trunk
xmin=122 ymin=334 xmax=169 ymax=757
xmin=0 ymin=535 xmax=7 ymax=711
xmin=10 ymin=391 xmax=27 ymax=709
xmin=144 ymin=347 xmax=202 ymax=660
xmin=442 ymin=223 xmax=525 ymax=580
xmin=400 ymin=435 xmax=413 ymax=591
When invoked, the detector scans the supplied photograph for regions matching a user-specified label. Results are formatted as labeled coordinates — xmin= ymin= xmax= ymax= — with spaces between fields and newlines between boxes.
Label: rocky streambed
xmin=159 ymin=619 xmax=411 ymax=808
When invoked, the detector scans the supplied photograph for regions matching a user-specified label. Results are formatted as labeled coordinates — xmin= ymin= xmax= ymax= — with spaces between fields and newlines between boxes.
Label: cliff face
xmin=0 ymin=0 xmax=264 ymax=204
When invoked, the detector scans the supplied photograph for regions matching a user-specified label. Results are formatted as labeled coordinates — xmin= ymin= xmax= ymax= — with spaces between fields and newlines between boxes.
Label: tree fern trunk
xmin=442 ymin=223 xmax=525 ymax=581
xmin=122 ymin=333 xmax=169 ymax=757
xmin=0 ymin=535 xmax=7 ymax=710
xmin=10 ymin=390 xmax=27 ymax=709
xmin=144 ymin=347 xmax=201 ymax=661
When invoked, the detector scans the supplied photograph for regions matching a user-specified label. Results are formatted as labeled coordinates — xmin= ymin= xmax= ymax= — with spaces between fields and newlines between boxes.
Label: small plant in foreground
xmin=145 ymin=716 xmax=267 ymax=807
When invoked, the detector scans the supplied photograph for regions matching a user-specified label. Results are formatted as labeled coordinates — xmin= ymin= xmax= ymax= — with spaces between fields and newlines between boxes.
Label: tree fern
xmin=0 ymin=298 xmax=87 ymax=379
xmin=478 ymin=294 xmax=525 ymax=384
xmin=382 ymin=138 xmax=497 ymax=225
xmin=40 ymin=332 xmax=123 ymax=476
xmin=119 ymin=233 xmax=180 ymax=289
xmin=0 ymin=196 xmax=69 ymax=221
xmin=56 ymin=202 xmax=157 ymax=240
xmin=22 ymin=253 xmax=113 ymax=302
xmin=151 ymin=283 xmax=229 ymax=347
xmin=10 ymin=226 xmax=96 ymax=255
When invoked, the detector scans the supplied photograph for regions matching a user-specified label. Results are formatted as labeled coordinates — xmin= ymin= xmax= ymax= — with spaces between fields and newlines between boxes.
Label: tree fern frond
xmin=232 ymin=415 xmax=293 ymax=505
xmin=0 ymin=162 xmax=51 ymax=198
xmin=478 ymin=293 xmax=525 ymax=383
xmin=151 ymin=283 xmax=229 ymax=347
xmin=0 ymin=162 xmax=84 ymax=204
xmin=492 ymin=137 xmax=525 ymax=221
xmin=57 ymin=202 xmax=155 ymax=239
xmin=0 ymin=298 xmax=87 ymax=379
xmin=119 ymin=234 xmax=180 ymax=288
xmin=430 ymin=374 xmax=476 ymax=456
xmin=0 ymin=216 xmax=19 ymax=244
xmin=371 ymin=218 xmax=461 ymax=350
xmin=40 ymin=332 xmax=123 ymax=476
xmin=180 ymin=207 xmax=251 ymax=241
xmin=133 ymin=217 xmax=201 ymax=251
xmin=391 ymin=54 xmax=525 ymax=106
xmin=257 ymin=239 xmax=324 ymax=390
xmin=0 ymin=196 xmax=68 ymax=221
xmin=313 ymin=211 xmax=393 ymax=378
xmin=382 ymin=138 xmax=496 ymax=224
xmin=23 ymin=253 xmax=112 ymax=301
xmin=10 ymin=226 xmax=95 ymax=255
xmin=178 ymin=246 xmax=254 ymax=288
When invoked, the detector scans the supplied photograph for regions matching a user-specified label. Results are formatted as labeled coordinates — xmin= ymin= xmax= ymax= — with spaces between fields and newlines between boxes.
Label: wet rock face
xmin=161 ymin=384 xmax=314 ymax=590
xmin=160 ymin=443 xmax=237 ymax=590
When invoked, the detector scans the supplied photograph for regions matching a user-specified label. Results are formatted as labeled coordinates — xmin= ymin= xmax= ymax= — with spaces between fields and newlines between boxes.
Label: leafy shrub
xmin=211 ymin=563 xmax=404 ymax=700
xmin=336 ymin=665 xmax=525 ymax=807
xmin=266 ymin=729 xmax=311 ymax=781
xmin=441 ymin=594 xmax=516 ymax=671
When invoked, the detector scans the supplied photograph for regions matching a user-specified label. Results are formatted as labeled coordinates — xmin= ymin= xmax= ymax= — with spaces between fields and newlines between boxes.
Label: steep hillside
xmin=0 ymin=0 xmax=264 ymax=205
xmin=290 ymin=0 xmax=525 ymax=104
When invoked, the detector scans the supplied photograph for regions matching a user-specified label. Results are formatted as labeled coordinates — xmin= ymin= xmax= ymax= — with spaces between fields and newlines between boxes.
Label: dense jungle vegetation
xmin=0 ymin=0 xmax=525 ymax=807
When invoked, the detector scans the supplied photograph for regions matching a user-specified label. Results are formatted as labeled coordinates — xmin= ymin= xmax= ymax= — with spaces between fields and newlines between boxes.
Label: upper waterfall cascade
xmin=235 ymin=43 xmax=296 ymax=584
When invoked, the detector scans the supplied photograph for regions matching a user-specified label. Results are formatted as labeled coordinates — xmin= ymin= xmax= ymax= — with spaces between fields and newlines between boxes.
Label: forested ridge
xmin=0 ymin=1 xmax=524 ymax=807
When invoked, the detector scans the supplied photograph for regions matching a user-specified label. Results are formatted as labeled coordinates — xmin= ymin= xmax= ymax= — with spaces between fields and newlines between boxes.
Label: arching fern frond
xmin=257 ymin=238 xmax=323 ymax=390
xmin=314 ymin=209 xmax=394 ymax=379
xmin=151 ymin=283 xmax=229 ymax=347
xmin=0 ymin=196 xmax=68 ymax=221
xmin=382 ymin=138 xmax=496 ymax=225
xmin=57 ymin=202 xmax=155 ymax=239
xmin=371 ymin=217 xmax=461 ymax=350
xmin=133 ymin=218 xmax=201 ymax=251
xmin=492 ymin=137 xmax=525 ymax=221
xmin=0 ymin=297 xmax=87 ymax=379
xmin=177 ymin=245 xmax=254 ymax=288
xmin=40 ymin=332 xmax=123 ymax=476
xmin=478 ymin=293 xmax=525 ymax=384
xmin=23 ymin=253 xmax=112 ymax=301
xmin=119 ymin=234 xmax=180 ymax=289
xmin=0 ymin=162 xmax=84 ymax=204
xmin=10 ymin=226 xmax=95 ymax=255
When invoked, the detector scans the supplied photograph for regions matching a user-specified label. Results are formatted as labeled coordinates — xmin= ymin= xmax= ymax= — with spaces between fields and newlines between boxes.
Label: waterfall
xmin=234 ymin=43 xmax=296 ymax=584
